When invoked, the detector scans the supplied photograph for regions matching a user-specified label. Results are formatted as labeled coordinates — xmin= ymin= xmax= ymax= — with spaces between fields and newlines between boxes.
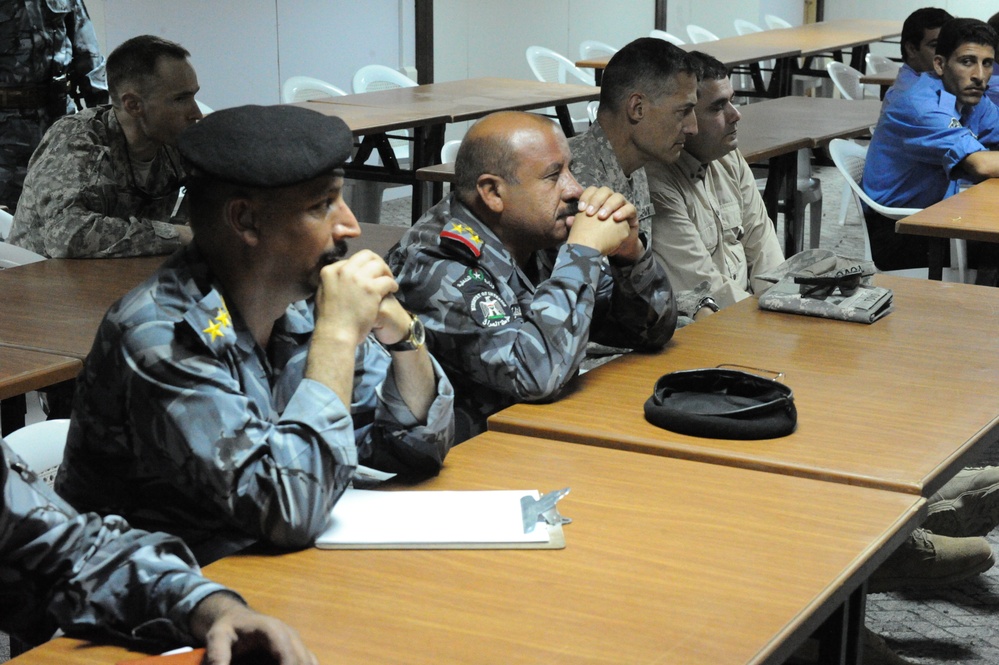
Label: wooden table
xmin=860 ymin=72 xmax=896 ymax=99
xmin=0 ymin=347 xmax=82 ymax=434
xmin=490 ymin=275 xmax=999 ymax=497
xmin=895 ymin=179 xmax=999 ymax=280
xmin=299 ymin=78 xmax=599 ymax=222
xmin=578 ymin=19 xmax=900 ymax=96
xmin=417 ymin=97 xmax=881 ymax=256
xmin=9 ymin=431 xmax=924 ymax=665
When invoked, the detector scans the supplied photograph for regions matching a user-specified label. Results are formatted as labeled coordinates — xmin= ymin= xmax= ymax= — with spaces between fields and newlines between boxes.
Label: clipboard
xmin=314 ymin=488 xmax=568 ymax=550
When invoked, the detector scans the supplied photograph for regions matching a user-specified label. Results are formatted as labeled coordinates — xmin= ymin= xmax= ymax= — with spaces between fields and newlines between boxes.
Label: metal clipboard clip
xmin=521 ymin=487 xmax=572 ymax=533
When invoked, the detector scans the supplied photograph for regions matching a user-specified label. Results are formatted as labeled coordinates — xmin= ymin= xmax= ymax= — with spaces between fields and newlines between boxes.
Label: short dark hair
xmin=598 ymin=37 xmax=697 ymax=113
xmin=106 ymin=35 xmax=190 ymax=105
xmin=988 ymin=11 xmax=999 ymax=35
xmin=935 ymin=18 xmax=998 ymax=60
xmin=686 ymin=51 xmax=729 ymax=83
xmin=900 ymin=7 xmax=952 ymax=63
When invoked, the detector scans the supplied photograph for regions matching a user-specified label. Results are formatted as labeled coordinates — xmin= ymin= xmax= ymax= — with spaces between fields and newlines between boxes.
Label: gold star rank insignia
xmin=440 ymin=220 xmax=484 ymax=258
xmin=203 ymin=300 xmax=233 ymax=343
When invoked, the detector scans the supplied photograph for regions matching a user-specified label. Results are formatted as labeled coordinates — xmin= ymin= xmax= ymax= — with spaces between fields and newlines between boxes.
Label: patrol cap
xmin=177 ymin=104 xmax=353 ymax=187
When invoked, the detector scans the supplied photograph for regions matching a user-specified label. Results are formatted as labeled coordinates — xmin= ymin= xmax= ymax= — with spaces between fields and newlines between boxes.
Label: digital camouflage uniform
xmin=1 ymin=439 xmax=229 ymax=648
xmin=9 ymin=105 xmax=186 ymax=257
xmin=568 ymin=122 xmax=655 ymax=236
xmin=0 ymin=0 xmax=107 ymax=212
xmin=57 ymin=244 xmax=455 ymax=563
xmin=387 ymin=194 xmax=676 ymax=443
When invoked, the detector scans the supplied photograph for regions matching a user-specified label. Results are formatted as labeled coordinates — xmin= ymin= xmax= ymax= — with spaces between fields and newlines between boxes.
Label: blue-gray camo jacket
xmin=387 ymin=194 xmax=676 ymax=443
xmin=56 ymin=244 xmax=455 ymax=563
xmin=2 ymin=440 xmax=227 ymax=648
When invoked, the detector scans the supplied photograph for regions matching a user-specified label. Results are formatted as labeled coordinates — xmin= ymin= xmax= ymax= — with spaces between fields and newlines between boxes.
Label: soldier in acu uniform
xmin=388 ymin=111 xmax=676 ymax=443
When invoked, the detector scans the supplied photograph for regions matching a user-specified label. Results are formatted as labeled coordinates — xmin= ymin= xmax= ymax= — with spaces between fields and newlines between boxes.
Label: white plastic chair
xmin=826 ymin=61 xmax=877 ymax=100
xmin=866 ymin=54 xmax=900 ymax=77
xmin=0 ymin=208 xmax=12 ymax=240
xmin=282 ymin=76 xmax=348 ymax=103
xmin=827 ymin=139 xmax=969 ymax=281
xmin=4 ymin=419 xmax=70 ymax=488
xmin=525 ymin=46 xmax=595 ymax=133
xmin=350 ymin=65 xmax=418 ymax=224
xmin=686 ymin=24 xmax=720 ymax=44
xmin=440 ymin=140 xmax=461 ymax=164
xmin=579 ymin=40 xmax=617 ymax=61
xmin=764 ymin=15 xmax=795 ymax=30
xmin=649 ymin=29 xmax=685 ymax=46
xmin=352 ymin=65 xmax=418 ymax=94
xmin=0 ymin=241 xmax=45 ymax=269
xmin=734 ymin=19 xmax=763 ymax=35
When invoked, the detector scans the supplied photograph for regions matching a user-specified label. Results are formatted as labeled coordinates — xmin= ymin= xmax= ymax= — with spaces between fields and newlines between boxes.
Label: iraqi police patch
xmin=469 ymin=290 xmax=512 ymax=327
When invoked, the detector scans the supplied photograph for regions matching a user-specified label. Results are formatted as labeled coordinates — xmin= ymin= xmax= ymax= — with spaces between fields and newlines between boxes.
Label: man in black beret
xmin=56 ymin=105 xmax=455 ymax=564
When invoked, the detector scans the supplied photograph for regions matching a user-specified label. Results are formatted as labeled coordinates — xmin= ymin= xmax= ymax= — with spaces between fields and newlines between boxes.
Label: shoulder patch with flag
xmin=440 ymin=222 xmax=484 ymax=258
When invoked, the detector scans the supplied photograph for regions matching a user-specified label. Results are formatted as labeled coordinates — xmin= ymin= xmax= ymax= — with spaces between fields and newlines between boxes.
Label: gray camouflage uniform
xmin=0 ymin=0 xmax=107 ymax=212
xmin=57 ymin=244 xmax=455 ymax=563
xmin=387 ymin=194 xmax=676 ymax=443
xmin=568 ymin=122 xmax=655 ymax=236
xmin=9 ymin=105 xmax=185 ymax=257
xmin=1 ymin=439 xmax=229 ymax=648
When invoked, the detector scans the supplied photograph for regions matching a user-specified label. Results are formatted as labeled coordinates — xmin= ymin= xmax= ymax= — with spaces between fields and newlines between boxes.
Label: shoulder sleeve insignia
xmin=440 ymin=222 xmax=484 ymax=258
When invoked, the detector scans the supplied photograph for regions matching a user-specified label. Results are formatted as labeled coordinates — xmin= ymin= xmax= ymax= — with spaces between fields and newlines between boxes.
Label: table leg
xmin=769 ymin=56 xmax=794 ymax=98
xmin=928 ymin=238 xmax=946 ymax=281
xmin=555 ymin=105 xmax=576 ymax=137
xmin=761 ymin=152 xmax=800 ymax=257
xmin=1 ymin=394 xmax=27 ymax=436
xmin=813 ymin=583 xmax=865 ymax=665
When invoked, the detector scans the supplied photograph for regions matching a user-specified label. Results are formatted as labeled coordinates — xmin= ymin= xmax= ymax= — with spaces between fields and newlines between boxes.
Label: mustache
xmin=558 ymin=199 xmax=579 ymax=220
xmin=319 ymin=240 xmax=349 ymax=267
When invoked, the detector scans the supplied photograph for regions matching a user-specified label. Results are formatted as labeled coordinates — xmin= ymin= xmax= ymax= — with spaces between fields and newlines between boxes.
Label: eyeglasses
xmin=792 ymin=270 xmax=865 ymax=299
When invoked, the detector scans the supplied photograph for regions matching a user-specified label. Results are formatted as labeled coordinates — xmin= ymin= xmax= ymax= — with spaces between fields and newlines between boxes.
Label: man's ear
xmin=475 ymin=174 xmax=505 ymax=214
xmin=120 ymin=91 xmax=143 ymax=118
xmin=224 ymin=198 xmax=261 ymax=246
xmin=932 ymin=54 xmax=945 ymax=77
xmin=625 ymin=92 xmax=646 ymax=123
xmin=903 ymin=41 xmax=918 ymax=63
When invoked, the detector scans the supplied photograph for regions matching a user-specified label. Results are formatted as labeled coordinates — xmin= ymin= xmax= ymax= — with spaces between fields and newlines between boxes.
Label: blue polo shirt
xmin=863 ymin=71 xmax=999 ymax=209
xmin=988 ymin=70 xmax=999 ymax=106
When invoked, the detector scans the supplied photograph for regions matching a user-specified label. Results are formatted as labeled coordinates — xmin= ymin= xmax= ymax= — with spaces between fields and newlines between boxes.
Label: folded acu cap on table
xmin=177 ymin=104 xmax=353 ymax=187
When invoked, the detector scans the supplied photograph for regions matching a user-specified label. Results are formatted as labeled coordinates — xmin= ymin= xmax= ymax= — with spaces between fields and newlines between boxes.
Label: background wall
xmin=85 ymin=0 xmax=409 ymax=109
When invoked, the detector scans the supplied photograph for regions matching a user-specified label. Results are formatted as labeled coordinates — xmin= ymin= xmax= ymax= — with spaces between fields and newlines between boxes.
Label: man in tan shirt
xmin=645 ymin=51 xmax=784 ymax=322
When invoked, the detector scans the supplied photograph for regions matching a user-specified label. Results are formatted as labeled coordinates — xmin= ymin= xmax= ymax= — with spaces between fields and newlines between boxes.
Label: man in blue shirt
xmin=893 ymin=7 xmax=953 ymax=89
xmin=988 ymin=11 xmax=999 ymax=105
xmin=863 ymin=18 xmax=999 ymax=270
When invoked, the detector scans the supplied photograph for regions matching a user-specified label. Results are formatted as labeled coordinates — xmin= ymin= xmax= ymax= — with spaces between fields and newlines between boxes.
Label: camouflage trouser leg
xmin=0 ymin=109 xmax=49 ymax=212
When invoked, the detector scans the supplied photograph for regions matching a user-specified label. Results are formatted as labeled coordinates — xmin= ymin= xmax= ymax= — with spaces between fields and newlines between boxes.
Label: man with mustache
xmin=643 ymin=51 xmax=784 ymax=323
xmin=387 ymin=111 xmax=676 ymax=442
xmin=56 ymin=105 xmax=455 ymax=563
xmin=863 ymin=18 xmax=999 ymax=271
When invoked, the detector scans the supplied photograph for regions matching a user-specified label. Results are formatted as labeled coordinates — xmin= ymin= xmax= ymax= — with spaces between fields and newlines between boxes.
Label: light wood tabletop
xmin=9 ymin=431 xmax=924 ymax=665
xmin=895 ymin=179 xmax=999 ymax=280
xmin=490 ymin=275 xmax=999 ymax=497
xmin=0 ymin=347 xmax=81 ymax=400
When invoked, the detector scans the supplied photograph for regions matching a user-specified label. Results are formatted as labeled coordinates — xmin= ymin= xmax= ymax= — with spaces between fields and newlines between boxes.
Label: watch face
xmin=411 ymin=315 xmax=426 ymax=346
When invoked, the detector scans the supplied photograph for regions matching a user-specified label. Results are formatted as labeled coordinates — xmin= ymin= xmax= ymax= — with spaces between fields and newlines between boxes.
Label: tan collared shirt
xmin=646 ymin=148 xmax=784 ymax=312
